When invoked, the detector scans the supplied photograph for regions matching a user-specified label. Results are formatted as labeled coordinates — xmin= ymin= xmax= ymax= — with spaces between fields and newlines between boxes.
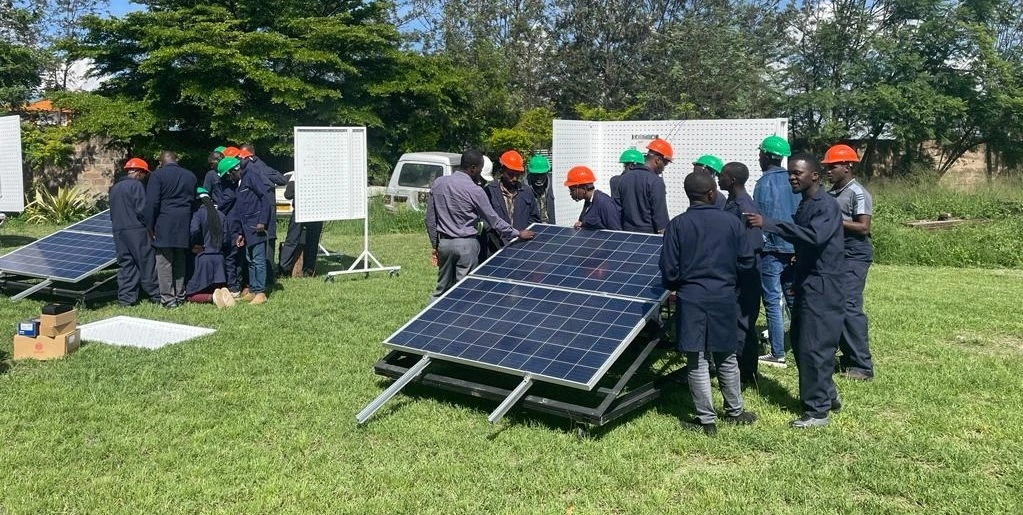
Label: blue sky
xmin=107 ymin=0 xmax=144 ymax=16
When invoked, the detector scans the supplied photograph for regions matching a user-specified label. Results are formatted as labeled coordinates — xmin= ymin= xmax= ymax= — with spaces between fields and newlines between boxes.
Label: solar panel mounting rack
xmin=358 ymin=225 xmax=685 ymax=434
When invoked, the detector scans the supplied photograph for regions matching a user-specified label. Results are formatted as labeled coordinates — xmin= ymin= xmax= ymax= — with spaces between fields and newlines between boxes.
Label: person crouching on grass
xmin=660 ymin=172 xmax=758 ymax=436
xmin=184 ymin=187 xmax=235 ymax=308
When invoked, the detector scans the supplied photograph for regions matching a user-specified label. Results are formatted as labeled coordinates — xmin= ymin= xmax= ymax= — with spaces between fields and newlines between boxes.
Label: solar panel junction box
xmin=41 ymin=303 xmax=74 ymax=315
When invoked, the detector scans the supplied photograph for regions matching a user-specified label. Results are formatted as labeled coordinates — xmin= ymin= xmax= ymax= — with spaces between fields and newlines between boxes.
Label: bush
xmin=24 ymin=186 xmax=98 ymax=224
xmin=871 ymin=179 xmax=1023 ymax=268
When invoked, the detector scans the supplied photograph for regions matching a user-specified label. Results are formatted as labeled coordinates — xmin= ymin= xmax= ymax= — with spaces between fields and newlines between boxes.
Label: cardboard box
xmin=38 ymin=309 xmax=77 ymax=337
xmin=17 ymin=319 xmax=40 ymax=337
xmin=13 ymin=329 xmax=81 ymax=361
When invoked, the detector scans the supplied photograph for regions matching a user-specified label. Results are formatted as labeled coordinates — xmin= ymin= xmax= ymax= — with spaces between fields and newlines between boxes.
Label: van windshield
xmin=397 ymin=163 xmax=444 ymax=188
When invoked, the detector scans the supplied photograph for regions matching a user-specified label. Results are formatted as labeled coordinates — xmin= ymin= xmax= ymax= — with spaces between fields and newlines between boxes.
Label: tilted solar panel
xmin=65 ymin=210 xmax=113 ymax=235
xmin=386 ymin=277 xmax=659 ymax=390
xmin=0 ymin=231 xmax=116 ymax=282
xmin=473 ymin=224 xmax=666 ymax=301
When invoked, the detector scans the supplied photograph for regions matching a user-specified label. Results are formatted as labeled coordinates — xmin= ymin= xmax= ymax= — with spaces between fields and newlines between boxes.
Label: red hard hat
xmin=646 ymin=138 xmax=674 ymax=162
xmin=222 ymin=146 xmax=241 ymax=157
xmin=499 ymin=150 xmax=525 ymax=172
xmin=124 ymin=157 xmax=150 ymax=172
xmin=821 ymin=144 xmax=860 ymax=164
xmin=237 ymin=149 xmax=254 ymax=159
xmin=564 ymin=166 xmax=597 ymax=187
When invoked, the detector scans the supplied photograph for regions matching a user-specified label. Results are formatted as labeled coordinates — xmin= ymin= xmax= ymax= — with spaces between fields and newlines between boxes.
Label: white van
xmin=384 ymin=152 xmax=492 ymax=211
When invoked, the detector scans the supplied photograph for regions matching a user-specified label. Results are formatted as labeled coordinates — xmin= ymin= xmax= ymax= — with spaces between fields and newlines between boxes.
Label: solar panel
xmin=0 ymin=231 xmax=115 ymax=282
xmin=386 ymin=277 xmax=659 ymax=390
xmin=473 ymin=224 xmax=666 ymax=301
xmin=65 ymin=210 xmax=113 ymax=235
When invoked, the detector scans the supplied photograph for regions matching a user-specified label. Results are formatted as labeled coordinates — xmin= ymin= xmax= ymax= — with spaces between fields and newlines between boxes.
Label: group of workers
xmin=426 ymin=135 xmax=875 ymax=433
xmin=109 ymin=145 xmax=320 ymax=309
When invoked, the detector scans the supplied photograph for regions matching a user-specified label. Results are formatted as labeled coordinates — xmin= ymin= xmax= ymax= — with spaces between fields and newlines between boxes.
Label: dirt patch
xmin=951 ymin=331 xmax=1023 ymax=356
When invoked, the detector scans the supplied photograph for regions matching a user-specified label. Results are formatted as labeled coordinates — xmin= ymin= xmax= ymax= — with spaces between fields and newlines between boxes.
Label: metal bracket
xmin=10 ymin=279 xmax=53 ymax=301
xmin=487 ymin=376 xmax=533 ymax=424
xmin=355 ymin=356 xmax=431 ymax=425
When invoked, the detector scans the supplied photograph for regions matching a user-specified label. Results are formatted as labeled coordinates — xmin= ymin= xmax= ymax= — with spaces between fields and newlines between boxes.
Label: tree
xmin=0 ymin=3 xmax=43 ymax=111
xmin=75 ymin=0 xmax=411 ymax=176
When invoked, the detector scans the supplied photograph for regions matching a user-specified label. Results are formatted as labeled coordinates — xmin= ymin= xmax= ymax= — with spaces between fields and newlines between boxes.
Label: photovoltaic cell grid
xmin=0 ymin=231 xmax=115 ymax=282
xmin=473 ymin=224 xmax=666 ymax=301
xmin=386 ymin=278 xmax=659 ymax=389
xmin=65 ymin=210 xmax=113 ymax=235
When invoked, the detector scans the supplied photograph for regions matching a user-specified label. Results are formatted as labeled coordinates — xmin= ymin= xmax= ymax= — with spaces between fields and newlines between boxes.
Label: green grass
xmin=1 ymin=217 xmax=1023 ymax=513
xmin=871 ymin=179 xmax=1023 ymax=268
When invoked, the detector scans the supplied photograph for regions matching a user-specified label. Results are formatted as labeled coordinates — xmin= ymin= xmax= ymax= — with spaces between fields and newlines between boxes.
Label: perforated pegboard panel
xmin=552 ymin=118 xmax=788 ymax=225
xmin=293 ymin=126 xmax=368 ymax=222
xmin=0 ymin=116 xmax=25 ymax=212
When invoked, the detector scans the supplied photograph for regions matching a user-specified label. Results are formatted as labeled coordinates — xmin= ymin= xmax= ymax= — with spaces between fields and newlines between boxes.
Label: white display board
xmin=293 ymin=126 xmax=367 ymax=223
xmin=552 ymin=118 xmax=788 ymax=225
xmin=0 ymin=115 xmax=26 ymax=212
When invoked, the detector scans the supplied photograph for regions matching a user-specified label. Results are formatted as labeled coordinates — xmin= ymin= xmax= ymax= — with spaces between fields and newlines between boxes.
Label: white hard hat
xmin=481 ymin=155 xmax=494 ymax=182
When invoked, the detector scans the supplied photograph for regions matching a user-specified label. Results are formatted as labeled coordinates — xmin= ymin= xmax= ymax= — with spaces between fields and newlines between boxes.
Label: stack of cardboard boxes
xmin=13 ymin=304 xmax=80 ymax=360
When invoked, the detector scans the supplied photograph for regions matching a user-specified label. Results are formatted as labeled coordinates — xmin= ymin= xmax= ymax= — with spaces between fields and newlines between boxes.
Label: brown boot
xmin=238 ymin=292 xmax=255 ymax=302
xmin=250 ymin=293 xmax=267 ymax=305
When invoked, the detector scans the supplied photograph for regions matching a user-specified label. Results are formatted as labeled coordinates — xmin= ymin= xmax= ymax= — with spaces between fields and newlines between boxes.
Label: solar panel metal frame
xmin=64 ymin=210 xmax=114 ymax=235
xmin=383 ymin=276 xmax=661 ymax=391
xmin=473 ymin=224 xmax=668 ymax=303
xmin=0 ymin=210 xmax=116 ymax=283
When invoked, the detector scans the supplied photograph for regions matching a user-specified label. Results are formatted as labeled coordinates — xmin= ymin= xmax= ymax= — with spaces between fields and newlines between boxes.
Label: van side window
xmin=397 ymin=163 xmax=444 ymax=188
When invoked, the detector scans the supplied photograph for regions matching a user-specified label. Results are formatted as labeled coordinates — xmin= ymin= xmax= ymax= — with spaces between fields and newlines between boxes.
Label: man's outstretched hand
xmin=518 ymin=229 xmax=536 ymax=241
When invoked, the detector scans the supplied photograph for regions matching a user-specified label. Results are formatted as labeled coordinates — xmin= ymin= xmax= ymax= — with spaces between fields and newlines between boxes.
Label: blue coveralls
xmin=145 ymin=162 xmax=197 ymax=305
xmin=244 ymin=156 xmax=287 ymax=284
xmin=616 ymin=165 xmax=669 ymax=233
xmin=230 ymin=167 xmax=272 ymax=295
xmin=762 ymin=187 xmax=845 ymax=419
xmin=661 ymin=203 xmax=754 ymax=424
xmin=109 ymin=177 xmax=160 ymax=306
xmin=577 ymin=190 xmax=622 ymax=231
xmin=186 ymin=205 xmax=228 ymax=296
xmin=723 ymin=189 xmax=763 ymax=380
xmin=205 ymin=169 xmax=244 ymax=293
xmin=483 ymin=179 xmax=539 ymax=254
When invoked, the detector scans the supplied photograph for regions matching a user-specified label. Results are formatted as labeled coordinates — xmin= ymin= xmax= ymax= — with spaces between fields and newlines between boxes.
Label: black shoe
xmin=680 ymin=418 xmax=717 ymax=436
xmin=162 ymin=301 xmax=180 ymax=309
xmin=840 ymin=370 xmax=874 ymax=381
xmin=722 ymin=411 xmax=758 ymax=425
xmin=830 ymin=397 xmax=843 ymax=413
xmin=790 ymin=414 xmax=829 ymax=429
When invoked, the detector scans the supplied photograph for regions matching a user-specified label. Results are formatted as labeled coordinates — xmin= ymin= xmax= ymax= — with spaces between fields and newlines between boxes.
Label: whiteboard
xmin=293 ymin=126 xmax=368 ymax=222
xmin=552 ymin=118 xmax=788 ymax=226
xmin=0 ymin=115 xmax=25 ymax=212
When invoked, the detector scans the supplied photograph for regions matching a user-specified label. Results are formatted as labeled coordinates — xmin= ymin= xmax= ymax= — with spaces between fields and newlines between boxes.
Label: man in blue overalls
xmin=110 ymin=158 xmax=160 ymax=307
xmin=661 ymin=172 xmax=757 ymax=436
xmin=746 ymin=153 xmax=845 ymax=429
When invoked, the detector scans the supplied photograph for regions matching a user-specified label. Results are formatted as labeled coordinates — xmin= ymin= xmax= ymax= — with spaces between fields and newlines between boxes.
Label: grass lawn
xmin=1 ymin=219 xmax=1022 ymax=513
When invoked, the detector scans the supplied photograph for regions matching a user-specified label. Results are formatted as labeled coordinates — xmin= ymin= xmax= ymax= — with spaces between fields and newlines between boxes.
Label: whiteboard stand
xmin=324 ymin=204 xmax=400 ymax=280
xmin=292 ymin=126 xmax=399 ymax=281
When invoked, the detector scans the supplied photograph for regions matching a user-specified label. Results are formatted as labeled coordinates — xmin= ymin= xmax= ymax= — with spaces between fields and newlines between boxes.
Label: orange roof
xmin=26 ymin=99 xmax=55 ymax=111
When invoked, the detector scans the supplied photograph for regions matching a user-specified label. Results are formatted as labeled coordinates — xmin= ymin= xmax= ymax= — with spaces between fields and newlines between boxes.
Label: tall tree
xmin=0 ymin=3 xmax=43 ymax=111
xmin=73 ymin=0 xmax=409 ymax=175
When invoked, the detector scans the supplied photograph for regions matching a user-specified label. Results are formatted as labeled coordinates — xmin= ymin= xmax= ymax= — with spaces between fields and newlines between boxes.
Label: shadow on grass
xmin=364 ymin=348 xmax=691 ymax=441
xmin=749 ymin=374 xmax=802 ymax=414
xmin=0 ymin=235 xmax=38 ymax=249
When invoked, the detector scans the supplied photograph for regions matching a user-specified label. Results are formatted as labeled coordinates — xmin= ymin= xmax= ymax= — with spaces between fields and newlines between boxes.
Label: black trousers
xmin=791 ymin=274 xmax=845 ymax=419
xmin=838 ymin=259 xmax=874 ymax=376
xmin=114 ymin=228 xmax=160 ymax=305
xmin=736 ymin=257 xmax=763 ymax=380
xmin=279 ymin=214 xmax=323 ymax=275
